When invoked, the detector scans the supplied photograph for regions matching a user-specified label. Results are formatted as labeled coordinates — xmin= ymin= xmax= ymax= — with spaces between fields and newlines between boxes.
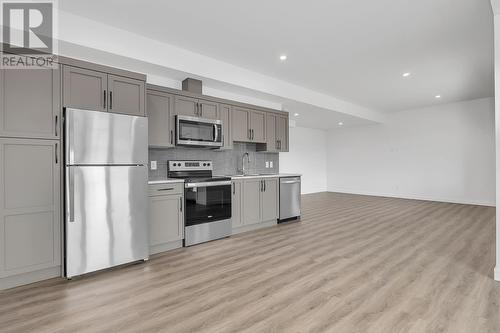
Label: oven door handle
xmin=185 ymin=181 xmax=232 ymax=188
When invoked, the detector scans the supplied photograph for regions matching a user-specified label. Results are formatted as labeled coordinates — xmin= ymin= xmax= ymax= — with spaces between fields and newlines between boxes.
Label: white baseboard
xmin=495 ymin=267 xmax=500 ymax=282
xmin=327 ymin=188 xmax=495 ymax=207
xmin=0 ymin=266 xmax=61 ymax=291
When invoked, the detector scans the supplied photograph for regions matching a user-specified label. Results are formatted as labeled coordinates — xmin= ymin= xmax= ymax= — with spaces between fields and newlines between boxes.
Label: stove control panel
xmin=168 ymin=160 xmax=212 ymax=171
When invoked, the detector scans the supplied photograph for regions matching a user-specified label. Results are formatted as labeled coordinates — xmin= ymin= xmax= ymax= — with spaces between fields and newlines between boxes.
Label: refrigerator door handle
xmin=68 ymin=168 xmax=75 ymax=222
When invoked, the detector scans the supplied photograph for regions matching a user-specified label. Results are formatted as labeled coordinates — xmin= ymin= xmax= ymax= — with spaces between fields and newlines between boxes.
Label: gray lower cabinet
xmin=231 ymin=180 xmax=243 ymax=228
xmin=0 ymin=138 xmax=61 ymax=283
xmin=218 ymin=104 xmax=233 ymax=150
xmin=63 ymin=66 xmax=107 ymax=112
xmin=108 ymin=75 xmax=145 ymax=116
xmin=63 ymin=65 xmax=146 ymax=116
xmin=261 ymin=178 xmax=279 ymax=221
xmin=147 ymin=89 xmax=175 ymax=147
xmin=0 ymin=68 xmax=61 ymax=140
xmin=148 ymin=183 xmax=184 ymax=254
xmin=242 ymin=179 xmax=262 ymax=226
xmin=241 ymin=177 xmax=278 ymax=227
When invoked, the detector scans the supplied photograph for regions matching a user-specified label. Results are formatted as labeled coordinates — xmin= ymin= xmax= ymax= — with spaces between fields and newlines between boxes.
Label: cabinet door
xmin=250 ymin=110 xmax=266 ymax=143
xmin=265 ymin=113 xmax=278 ymax=152
xmin=277 ymin=115 xmax=289 ymax=152
xmin=218 ymin=104 xmax=233 ymax=150
xmin=147 ymin=90 xmax=174 ymax=147
xmin=0 ymin=68 xmax=60 ymax=139
xmin=108 ymin=75 xmax=145 ymax=116
xmin=63 ymin=66 xmax=107 ymax=112
xmin=199 ymin=99 xmax=219 ymax=119
xmin=231 ymin=107 xmax=250 ymax=142
xmin=243 ymin=179 xmax=262 ymax=225
xmin=231 ymin=180 xmax=243 ymax=228
xmin=175 ymin=95 xmax=199 ymax=118
xmin=0 ymin=139 xmax=60 ymax=278
xmin=261 ymin=178 xmax=278 ymax=222
xmin=149 ymin=194 xmax=183 ymax=246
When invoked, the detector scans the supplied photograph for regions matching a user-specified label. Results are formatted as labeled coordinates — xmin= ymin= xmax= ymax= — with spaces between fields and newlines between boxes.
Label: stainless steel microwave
xmin=176 ymin=115 xmax=223 ymax=148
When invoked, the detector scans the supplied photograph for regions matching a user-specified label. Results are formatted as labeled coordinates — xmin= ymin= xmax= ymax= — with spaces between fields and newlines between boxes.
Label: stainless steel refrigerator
xmin=65 ymin=108 xmax=149 ymax=278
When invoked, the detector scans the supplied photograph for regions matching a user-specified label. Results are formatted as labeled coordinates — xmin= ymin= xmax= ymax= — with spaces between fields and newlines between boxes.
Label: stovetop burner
xmin=167 ymin=160 xmax=230 ymax=184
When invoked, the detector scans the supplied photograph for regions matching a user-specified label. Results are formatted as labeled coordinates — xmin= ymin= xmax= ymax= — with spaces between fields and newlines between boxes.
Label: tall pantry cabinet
xmin=0 ymin=67 xmax=62 ymax=290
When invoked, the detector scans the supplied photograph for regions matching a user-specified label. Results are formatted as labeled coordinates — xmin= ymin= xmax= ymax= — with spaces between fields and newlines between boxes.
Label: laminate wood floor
xmin=0 ymin=192 xmax=498 ymax=333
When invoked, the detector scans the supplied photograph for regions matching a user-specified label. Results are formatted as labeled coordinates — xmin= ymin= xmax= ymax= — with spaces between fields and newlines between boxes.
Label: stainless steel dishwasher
xmin=279 ymin=176 xmax=301 ymax=222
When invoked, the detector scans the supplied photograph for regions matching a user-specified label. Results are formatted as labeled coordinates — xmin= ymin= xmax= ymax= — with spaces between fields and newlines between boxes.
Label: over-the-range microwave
xmin=176 ymin=115 xmax=223 ymax=148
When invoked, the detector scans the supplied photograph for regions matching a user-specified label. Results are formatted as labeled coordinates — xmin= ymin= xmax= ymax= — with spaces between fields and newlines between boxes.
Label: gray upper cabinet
xmin=0 ymin=138 xmax=60 ymax=278
xmin=243 ymin=178 xmax=262 ymax=226
xmin=147 ymin=89 xmax=175 ymax=148
xmin=231 ymin=180 xmax=243 ymax=228
xmin=63 ymin=65 xmax=146 ymax=116
xmin=63 ymin=66 xmax=107 ymax=112
xmin=277 ymin=115 xmax=289 ymax=152
xmin=231 ymin=107 xmax=250 ymax=142
xmin=174 ymin=95 xmax=219 ymax=119
xmin=218 ymin=104 xmax=233 ymax=150
xmin=261 ymin=178 xmax=278 ymax=221
xmin=175 ymin=95 xmax=199 ymax=118
xmin=108 ymin=75 xmax=145 ymax=116
xmin=231 ymin=107 xmax=266 ymax=143
xmin=249 ymin=110 xmax=266 ymax=143
xmin=0 ymin=68 xmax=61 ymax=140
xmin=257 ymin=112 xmax=289 ymax=152
xmin=199 ymin=99 xmax=218 ymax=119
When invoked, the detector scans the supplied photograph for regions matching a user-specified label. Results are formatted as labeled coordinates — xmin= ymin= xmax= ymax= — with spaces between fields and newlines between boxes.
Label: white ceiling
xmin=61 ymin=0 xmax=494 ymax=114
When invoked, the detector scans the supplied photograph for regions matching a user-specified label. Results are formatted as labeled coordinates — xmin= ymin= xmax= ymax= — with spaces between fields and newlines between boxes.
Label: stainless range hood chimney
xmin=182 ymin=78 xmax=202 ymax=94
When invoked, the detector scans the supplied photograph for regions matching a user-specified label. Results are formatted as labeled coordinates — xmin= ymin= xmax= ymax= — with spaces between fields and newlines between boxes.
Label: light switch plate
xmin=270 ymin=161 xmax=273 ymax=168
xmin=150 ymin=161 xmax=157 ymax=170
xmin=265 ymin=161 xmax=269 ymax=168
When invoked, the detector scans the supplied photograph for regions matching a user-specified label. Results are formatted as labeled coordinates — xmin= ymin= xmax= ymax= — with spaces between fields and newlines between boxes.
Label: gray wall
xmin=149 ymin=143 xmax=279 ymax=180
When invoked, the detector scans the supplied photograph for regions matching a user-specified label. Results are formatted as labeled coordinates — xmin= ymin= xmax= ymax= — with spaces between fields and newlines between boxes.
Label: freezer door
xmin=65 ymin=165 xmax=149 ymax=277
xmin=65 ymin=108 xmax=148 ymax=165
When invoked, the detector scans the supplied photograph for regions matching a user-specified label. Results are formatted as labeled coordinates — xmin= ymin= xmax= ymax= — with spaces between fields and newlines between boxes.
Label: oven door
xmin=176 ymin=116 xmax=223 ymax=147
xmin=185 ymin=182 xmax=231 ymax=226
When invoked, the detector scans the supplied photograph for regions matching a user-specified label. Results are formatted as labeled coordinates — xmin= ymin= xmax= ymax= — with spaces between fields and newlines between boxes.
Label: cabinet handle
xmin=260 ymin=180 xmax=263 ymax=192
xmin=264 ymin=180 xmax=266 ymax=192
xmin=276 ymin=140 xmax=278 ymax=150
xmin=103 ymin=90 xmax=106 ymax=108
xmin=55 ymin=115 xmax=58 ymax=137
xmin=232 ymin=183 xmax=235 ymax=195
xmin=55 ymin=142 xmax=58 ymax=164
xmin=180 ymin=197 xmax=183 ymax=212
xmin=251 ymin=129 xmax=254 ymax=140
xmin=196 ymin=102 xmax=199 ymax=116
xmin=157 ymin=187 xmax=174 ymax=191
xmin=170 ymin=130 xmax=173 ymax=144
xmin=200 ymin=103 xmax=203 ymax=117
xmin=109 ymin=91 xmax=113 ymax=109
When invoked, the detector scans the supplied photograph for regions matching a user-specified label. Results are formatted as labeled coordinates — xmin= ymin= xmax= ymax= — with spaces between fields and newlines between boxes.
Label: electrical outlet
xmin=150 ymin=161 xmax=157 ymax=170
xmin=270 ymin=161 xmax=273 ymax=168
xmin=265 ymin=161 xmax=269 ymax=168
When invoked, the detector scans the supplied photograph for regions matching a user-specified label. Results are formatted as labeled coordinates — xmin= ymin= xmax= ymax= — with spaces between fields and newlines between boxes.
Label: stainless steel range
xmin=168 ymin=160 xmax=232 ymax=246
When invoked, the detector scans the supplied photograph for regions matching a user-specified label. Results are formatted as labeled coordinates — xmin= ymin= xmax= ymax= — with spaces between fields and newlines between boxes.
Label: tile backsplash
xmin=149 ymin=143 xmax=279 ymax=180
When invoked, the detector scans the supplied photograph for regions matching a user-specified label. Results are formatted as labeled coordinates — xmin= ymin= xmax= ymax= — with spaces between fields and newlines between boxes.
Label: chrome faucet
xmin=241 ymin=152 xmax=250 ymax=175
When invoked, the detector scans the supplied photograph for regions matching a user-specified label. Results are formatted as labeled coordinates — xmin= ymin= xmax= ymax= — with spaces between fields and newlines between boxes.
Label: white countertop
xmin=148 ymin=179 xmax=185 ymax=185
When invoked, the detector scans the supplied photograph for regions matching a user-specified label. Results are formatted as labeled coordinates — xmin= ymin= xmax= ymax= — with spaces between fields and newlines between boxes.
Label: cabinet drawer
xmin=149 ymin=183 xmax=184 ymax=196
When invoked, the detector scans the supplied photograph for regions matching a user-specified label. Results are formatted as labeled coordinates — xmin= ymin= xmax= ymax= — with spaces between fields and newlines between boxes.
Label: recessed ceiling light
xmin=293 ymin=113 xmax=299 ymax=117
xmin=279 ymin=54 xmax=287 ymax=61
xmin=338 ymin=122 xmax=344 ymax=126
xmin=402 ymin=72 xmax=411 ymax=77
xmin=435 ymin=95 xmax=441 ymax=99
